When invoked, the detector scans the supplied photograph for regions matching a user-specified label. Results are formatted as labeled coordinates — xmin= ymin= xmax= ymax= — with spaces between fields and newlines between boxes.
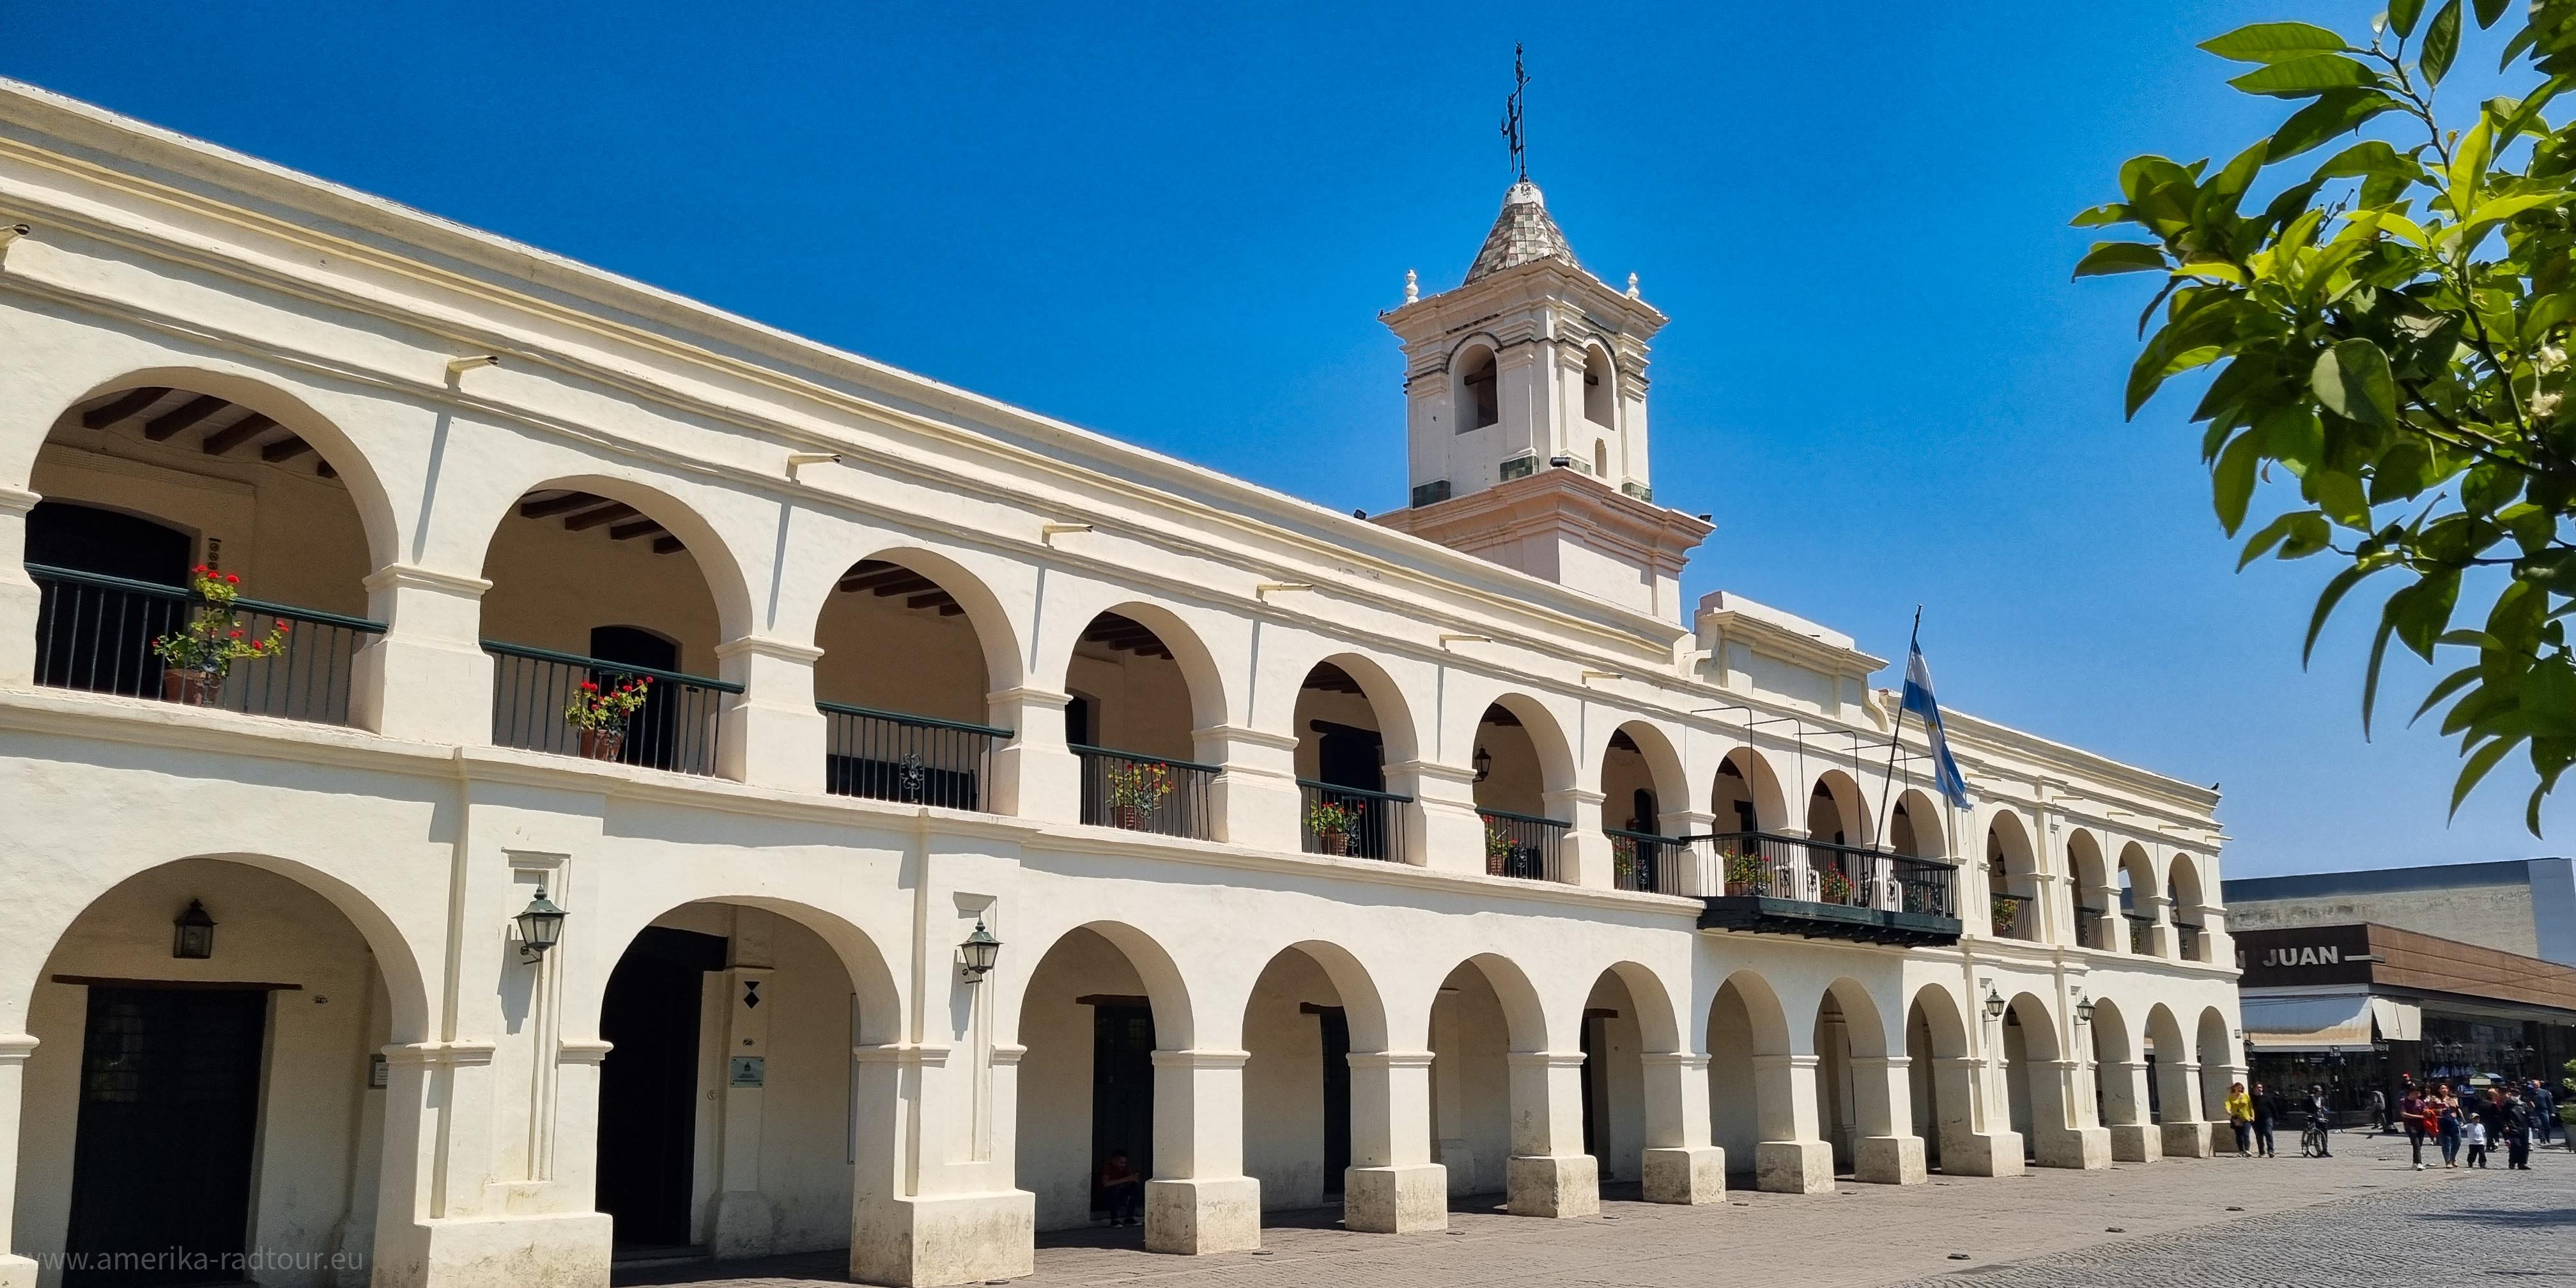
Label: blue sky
xmin=6 ymin=2 xmax=2555 ymax=876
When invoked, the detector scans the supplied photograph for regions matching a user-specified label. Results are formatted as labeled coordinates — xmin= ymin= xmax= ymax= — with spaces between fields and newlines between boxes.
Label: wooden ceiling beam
xmin=906 ymin=591 xmax=957 ymax=611
xmin=260 ymin=436 xmax=313 ymax=463
xmin=653 ymin=536 xmax=686 ymax=555
xmin=868 ymin=576 xmax=939 ymax=598
xmin=563 ymin=502 xmax=639 ymax=531
xmin=837 ymin=566 xmax=916 ymax=593
xmin=609 ymin=519 xmax=667 ymax=540
xmin=81 ymin=387 xmax=171 ymax=429
xmin=200 ymin=413 xmax=277 ymax=456
xmin=519 ymin=491 xmax=605 ymax=519
xmin=143 ymin=395 xmax=229 ymax=441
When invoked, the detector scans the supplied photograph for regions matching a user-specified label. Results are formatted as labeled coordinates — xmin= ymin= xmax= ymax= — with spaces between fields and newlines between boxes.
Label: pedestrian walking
xmin=2465 ymin=1117 xmax=2489 ymax=1169
xmin=2250 ymin=1082 xmax=2278 ymax=1158
xmin=2437 ymin=1094 xmax=2464 ymax=1168
xmin=2504 ymin=1092 xmax=2534 ymax=1170
xmin=2401 ymin=1087 xmax=2430 ymax=1170
xmin=2225 ymin=1081 xmax=2255 ymax=1157
xmin=2369 ymin=1087 xmax=2389 ymax=1133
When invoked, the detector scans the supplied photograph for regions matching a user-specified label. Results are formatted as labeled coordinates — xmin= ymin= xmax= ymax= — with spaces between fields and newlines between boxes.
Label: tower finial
xmin=1499 ymin=43 xmax=1529 ymax=181
xmin=1405 ymin=268 xmax=1419 ymax=305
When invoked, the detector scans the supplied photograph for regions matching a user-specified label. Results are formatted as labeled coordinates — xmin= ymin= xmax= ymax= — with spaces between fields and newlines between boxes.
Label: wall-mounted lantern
xmin=2074 ymin=993 xmax=2095 ymax=1025
xmin=172 ymin=899 xmax=216 ymax=960
xmin=516 ymin=886 xmax=567 ymax=962
xmin=1984 ymin=987 xmax=2007 ymax=1020
xmin=959 ymin=919 xmax=1001 ymax=981
xmin=1472 ymin=746 xmax=1493 ymax=783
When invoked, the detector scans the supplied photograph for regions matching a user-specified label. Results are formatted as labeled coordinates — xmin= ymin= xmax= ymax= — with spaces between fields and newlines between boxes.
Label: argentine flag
xmin=1901 ymin=643 xmax=1971 ymax=809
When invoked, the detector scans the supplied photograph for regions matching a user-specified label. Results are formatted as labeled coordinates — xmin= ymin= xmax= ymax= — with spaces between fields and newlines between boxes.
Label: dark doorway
xmin=1318 ymin=1008 xmax=1351 ymax=1194
xmin=1312 ymin=721 xmax=1389 ymax=859
xmin=597 ymin=926 xmax=727 ymax=1249
xmin=1088 ymin=1003 xmax=1155 ymax=1216
xmin=1064 ymin=694 xmax=1092 ymax=748
xmin=28 ymin=502 xmax=194 ymax=698
xmin=589 ymin=625 xmax=681 ymax=771
xmin=1578 ymin=1014 xmax=1600 ymax=1167
xmin=64 ymin=986 xmax=268 ymax=1287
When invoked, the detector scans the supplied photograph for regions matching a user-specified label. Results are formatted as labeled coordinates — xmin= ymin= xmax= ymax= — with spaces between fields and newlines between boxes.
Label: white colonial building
xmin=0 ymin=81 xmax=2242 ymax=1288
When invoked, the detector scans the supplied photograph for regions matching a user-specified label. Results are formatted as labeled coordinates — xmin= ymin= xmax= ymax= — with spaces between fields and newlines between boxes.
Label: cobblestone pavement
xmin=617 ymin=1133 xmax=2576 ymax=1288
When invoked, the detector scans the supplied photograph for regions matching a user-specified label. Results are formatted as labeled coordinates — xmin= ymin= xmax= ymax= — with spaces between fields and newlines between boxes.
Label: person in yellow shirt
xmin=2226 ymin=1082 xmax=2255 ymax=1157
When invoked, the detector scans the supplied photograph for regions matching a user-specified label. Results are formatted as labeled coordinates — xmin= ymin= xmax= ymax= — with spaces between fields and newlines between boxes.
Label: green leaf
xmin=2392 ymin=0 xmax=2428 ymax=36
xmin=2423 ymin=0 xmax=2464 ymax=86
xmin=2199 ymin=22 xmax=2348 ymax=61
xmin=2228 ymin=54 xmax=2381 ymax=97
xmin=2069 ymin=203 xmax=2129 ymax=227
xmin=2267 ymin=89 xmax=2399 ymax=160
xmin=2072 ymin=242 xmax=2170 ymax=278
xmin=2313 ymin=338 xmax=2400 ymax=429
xmin=2414 ymin=664 xmax=2483 ymax=724
xmin=2213 ymin=430 xmax=2264 ymax=533
xmin=2304 ymin=561 xmax=2391 ymax=665
xmin=2472 ymin=0 xmax=2508 ymax=27
xmin=2451 ymin=735 xmax=2519 ymax=818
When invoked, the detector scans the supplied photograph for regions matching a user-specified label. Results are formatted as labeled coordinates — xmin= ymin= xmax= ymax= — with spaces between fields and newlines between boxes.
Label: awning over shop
xmin=2370 ymin=996 xmax=2421 ymax=1041
xmin=2241 ymin=992 xmax=2377 ymax=1052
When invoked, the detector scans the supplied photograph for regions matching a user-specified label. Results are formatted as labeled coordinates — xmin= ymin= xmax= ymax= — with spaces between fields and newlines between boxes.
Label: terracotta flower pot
xmin=578 ymin=728 xmax=626 ymax=761
xmin=1317 ymin=831 xmax=1348 ymax=856
xmin=1112 ymin=804 xmax=1145 ymax=831
xmin=161 ymin=670 xmax=222 ymax=707
xmin=1725 ymin=880 xmax=1759 ymax=898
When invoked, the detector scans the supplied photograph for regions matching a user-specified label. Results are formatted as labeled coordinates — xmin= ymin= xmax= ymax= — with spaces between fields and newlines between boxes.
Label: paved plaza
xmin=617 ymin=1133 xmax=2576 ymax=1287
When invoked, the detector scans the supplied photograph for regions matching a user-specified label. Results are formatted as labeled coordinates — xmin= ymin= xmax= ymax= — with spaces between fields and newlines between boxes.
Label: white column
xmin=1850 ymin=1055 xmax=1925 ymax=1184
xmin=1505 ymin=1051 xmax=1598 ymax=1216
xmin=1392 ymin=759 xmax=1483 ymax=875
xmin=849 ymin=1040 xmax=1037 ymax=1286
xmin=987 ymin=687 xmax=1076 ymax=822
xmin=1343 ymin=1052 xmax=1445 ymax=1232
xmin=0 ymin=487 xmax=38 ymax=691
xmin=714 ymin=637 xmax=824 ymax=792
xmin=1544 ymin=788 xmax=1610 ymax=889
xmin=0 ymin=1034 xmax=39 ymax=1288
xmin=1145 ymin=1049 xmax=1260 ymax=1255
xmin=707 ymin=965 xmax=776 ymax=1257
xmin=2102 ymin=1059 xmax=2161 ymax=1162
xmin=1932 ymin=1053 xmax=2021 ymax=1176
xmin=2158 ymin=1060 xmax=2214 ymax=1157
xmin=2139 ymin=892 xmax=2179 ymax=959
xmin=1638 ymin=1052 xmax=1725 ymax=1202
xmin=371 ymin=1039 xmax=612 ymax=1288
xmin=355 ymin=565 xmax=493 ymax=744
xmin=1195 ymin=724 xmax=1300 ymax=850
xmin=2028 ymin=1057 xmax=2111 ymax=1169
xmin=1659 ymin=809 xmax=1719 ymax=896
xmin=1752 ymin=1053 xmax=1834 ymax=1193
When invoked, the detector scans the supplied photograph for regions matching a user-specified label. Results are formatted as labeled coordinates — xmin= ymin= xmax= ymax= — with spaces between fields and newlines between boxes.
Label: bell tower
xmin=1373 ymin=178 xmax=1709 ymax=620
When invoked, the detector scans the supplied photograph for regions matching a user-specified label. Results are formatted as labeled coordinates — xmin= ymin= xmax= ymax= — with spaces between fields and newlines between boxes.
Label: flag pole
xmin=1874 ymin=606 xmax=1922 ymax=848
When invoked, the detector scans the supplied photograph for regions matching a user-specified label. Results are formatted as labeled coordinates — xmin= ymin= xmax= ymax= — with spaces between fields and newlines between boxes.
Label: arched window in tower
xmin=1458 ymin=345 xmax=1499 ymax=430
xmin=1593 ymin=439 xmax=1608 ymax=477
xmin=1583 ymin=346 xmax=1614 ymax=426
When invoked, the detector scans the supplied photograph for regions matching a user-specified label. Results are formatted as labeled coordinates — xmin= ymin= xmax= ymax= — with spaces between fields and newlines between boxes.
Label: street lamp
xmin=515 ymin=886 xmax=567 ymax=962
xmin=1472 ymin=746 xmax=1493 ymax=783
xmin=959 ymin=919 xmax=1001 ymax=981
xmin=171 ymin=899 xmax=215 ymax=960
xmin=2074 ymin=993 xmax=2095 ymax=1024
xmin=1984 ymin=987 xmax=2007 ymax=1020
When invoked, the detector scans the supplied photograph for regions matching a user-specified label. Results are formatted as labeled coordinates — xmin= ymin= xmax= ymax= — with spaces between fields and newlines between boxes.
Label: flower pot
xmin=161 ymin=670 xmax=222 ymax=707
xmin=1486 ymin=852 xmax=1507 ymax=877
xmin=1316 ymin=831 xmax=1348 ymax=856
xmin=1112 ymin=804 xmax=1146 ymax=831
xmin=1725 ymin=880 xmax=1759 ymax=898
xmin=578 ymin=728 xmax=626 ymax=761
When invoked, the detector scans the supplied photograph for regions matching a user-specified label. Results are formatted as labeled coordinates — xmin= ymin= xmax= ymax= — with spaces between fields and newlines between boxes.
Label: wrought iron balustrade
xmin=1603 ymin=827 xmax=1687 ymax=895
xmin=1297 ymin=779 xmax=1410 ymax=862
xmin=1076 ymin=744 xmax=1214 ymax=839
xmin=484 ymin=641 xmax=737 ymax=776
xmin=821 ymin=702 xmax=1009 ymax=811
xmin=2128 ymin=915 xmax=2156 ymax=956
xmin=1699 ymin=830 xmax=1959 ymax=945
xmin=1477 ymin=808 xmax=1566 ymax=883
xmin=2177 ymin=923 xmax=2203 ymax=962
xmin=1989 ymin=893 xmax=2032 ymax=940
xmin=29 ymin=563 xmax=382 ymax=726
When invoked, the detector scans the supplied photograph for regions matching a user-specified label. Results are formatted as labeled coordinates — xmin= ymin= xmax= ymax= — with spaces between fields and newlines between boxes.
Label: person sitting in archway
xmin=1099 ymin=1149 xmax=1143 ymax=1227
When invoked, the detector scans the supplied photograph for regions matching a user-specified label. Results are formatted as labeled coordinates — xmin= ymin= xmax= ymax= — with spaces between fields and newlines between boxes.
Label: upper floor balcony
xmin=6 ymin=378 xmax=2223 ymax=935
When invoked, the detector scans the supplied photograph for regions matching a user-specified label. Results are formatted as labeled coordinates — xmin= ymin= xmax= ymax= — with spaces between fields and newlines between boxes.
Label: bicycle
xmin=2301 ymin=1122 xmax=2330 ymax=1157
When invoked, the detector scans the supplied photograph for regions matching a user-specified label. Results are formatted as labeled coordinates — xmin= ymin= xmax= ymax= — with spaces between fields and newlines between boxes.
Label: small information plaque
xmin=729 ymin=1055 xmax=766 ymax=1088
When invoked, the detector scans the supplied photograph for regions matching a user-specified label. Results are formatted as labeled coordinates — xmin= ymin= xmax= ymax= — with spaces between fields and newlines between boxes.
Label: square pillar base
xmin=371 ymin=1211 xmax=613 ymax=1288
xmin=2108 ymin=1123 xmax=2162 ymax=1162
xmin=2161 ymin=1121 xmax=2214 ymax=1158
xmin=1343 ymin=1163 xmax=1447 ymax=1233
xmin=1505 ymin=1154 xmax=1599 ymax=1218
xmin=1145 ymin=1177 xmax=1260 ymax=1255
xmin=1755 ymin=1139 xmax=1835 ymax=1193
xmin=851 ymin=1190 xmax=1035 ymax=1287
xmin=0 ymin=1253 xmax=35 ymax=1288
xmin=1640 ymin=1146 xmax=1726 ymax=1203
xmin=711 ymin=1189 xmax=778 ymax=1259
xmin=1938 ymin=1130 xmax=2024 ymax=1177
xmin=1855 ymin=1134 xmax=1925 ymax=1185
xmin=2033 ymin=1126 xmax=2111 ymax=1170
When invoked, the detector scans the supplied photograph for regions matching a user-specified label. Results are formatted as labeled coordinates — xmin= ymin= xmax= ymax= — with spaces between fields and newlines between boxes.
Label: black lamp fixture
xmin=1984 ymin=987 xmax=2007 ymax=1020
xmin=1472 ymin=746 xmax=1493 ymax=783
xmin=2074 ymin=993 xmax=2095 ymax=1024
xmin=960 ymin=918 xmax=1001 ymax=981
xmin=515 ymin=885 xmax=567 ymax=962
xmin=171 ymin=899 xmax=216 ymax=960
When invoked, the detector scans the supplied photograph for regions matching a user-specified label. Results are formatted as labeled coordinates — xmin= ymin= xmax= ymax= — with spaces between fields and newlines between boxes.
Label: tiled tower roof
xmin=1463 ymin=180 xmax=1578 ymax=282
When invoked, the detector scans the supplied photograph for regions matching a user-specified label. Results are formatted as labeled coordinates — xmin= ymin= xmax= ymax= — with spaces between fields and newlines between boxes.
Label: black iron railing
xmin=2177 ymin=923 xmax=2203 ymax=962
xmin=29 ymin=563 xmax=383 ymax=726
xmin=2128 ymin=915 xmax=2156 ymax=956
xmin=1478 ymin=808 xmax=1566 ymax=882
xmin=1989 ymin=893 xmax=2032 ymax=940
xmin=1076 ymin=744 xmax=1214 ymax=839
xmin=484 ymin=641 xmax=738 ymax=776
xmin=1604 ymin=827 xmax=1688 ymax=894
xmin=1298 ymin=780 xmax=1410 ymax=862
xmin=2076 ymin=906 xmax=2108 ymax=950
xmin=1707 ymin=831 xmax=1957 ymax=918
xmin=820 ymin=702 xmax=1009 ymax=811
